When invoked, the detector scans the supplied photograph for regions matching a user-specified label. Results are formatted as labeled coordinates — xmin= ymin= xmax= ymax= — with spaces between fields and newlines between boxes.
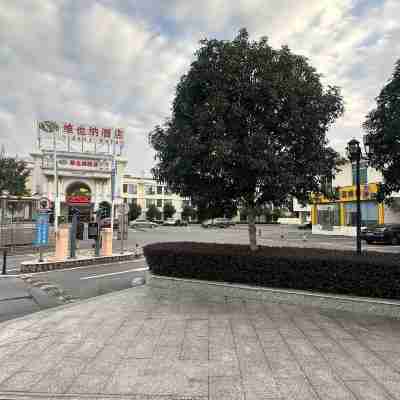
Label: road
xmin=1 ymin=224 xmax=399 ymax=322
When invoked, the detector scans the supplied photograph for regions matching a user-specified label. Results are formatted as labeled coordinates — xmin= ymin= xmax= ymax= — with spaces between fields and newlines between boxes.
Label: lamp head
xmin=346 ymin=138 xmax=361 ymax=161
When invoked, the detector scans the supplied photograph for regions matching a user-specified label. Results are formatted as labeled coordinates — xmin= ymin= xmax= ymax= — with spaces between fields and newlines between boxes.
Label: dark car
xmin=174 ymin=219 xmax=188 ymax=226
xmin=100 ymin=217 xmax=119 ymax=230
xmin=297 ymin=222 xmax=312 ymax=230
xmin=362 ymin=224 xmax=400 ymax=245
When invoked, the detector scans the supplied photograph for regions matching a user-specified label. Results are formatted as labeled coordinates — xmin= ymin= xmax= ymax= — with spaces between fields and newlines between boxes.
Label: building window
xmin=145 ymin=185 xmax=155 ymax=195
xmin=157 ymin=199 xmax=162 ymax=207
xmin=127 ymin=184 xmax=137 ymax=194
xmin=164 ymin=186 xmax=172 ymax=195
xmin=123 ymin=184 xmax=128 ymax=193
xmin=344 ymin=201 xmax=378 ymax=226
xmin=146 ymin=199 xmax=155 ymax=208
xmin=317 ymin=204 xmax=340 ymax=229
xmin=157 ymin=186 xmax=163 ymax=194
xmin=164 ymin=199 xmax=172 ymax=206
xmin=352 ymin=163 xmax=368 ymax=185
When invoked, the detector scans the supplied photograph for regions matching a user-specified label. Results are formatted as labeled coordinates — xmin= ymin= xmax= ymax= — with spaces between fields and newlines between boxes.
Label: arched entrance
xmin=66 ymin=182 xmax=93 ymax=222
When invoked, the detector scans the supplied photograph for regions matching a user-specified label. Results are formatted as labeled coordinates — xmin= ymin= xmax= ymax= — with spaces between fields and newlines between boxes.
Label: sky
xmin=0 ymin=0 xmax=399 ymax=175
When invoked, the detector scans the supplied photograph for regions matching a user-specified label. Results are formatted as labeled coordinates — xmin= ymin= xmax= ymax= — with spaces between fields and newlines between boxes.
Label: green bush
xmin=143 ymin=242 xmax=400 ymax=300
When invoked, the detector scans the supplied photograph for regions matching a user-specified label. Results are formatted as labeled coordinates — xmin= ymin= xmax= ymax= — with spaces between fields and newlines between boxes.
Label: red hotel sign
xmin=67 ymin=195 xmax=91 ymax=204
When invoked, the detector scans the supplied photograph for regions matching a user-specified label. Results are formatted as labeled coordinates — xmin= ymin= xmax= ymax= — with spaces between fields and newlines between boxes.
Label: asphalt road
xmin=1 ymin=223 xmax=399 ymax=323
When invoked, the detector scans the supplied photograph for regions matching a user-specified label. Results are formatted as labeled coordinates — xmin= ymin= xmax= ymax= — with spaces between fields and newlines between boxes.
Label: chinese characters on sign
xmin=34 ymin=213 xmax=49 ymax=246
xmin=43 ymin=157 xmax=111 ymax=171
xmin=61 ymin=124 xmax=124 ymax=144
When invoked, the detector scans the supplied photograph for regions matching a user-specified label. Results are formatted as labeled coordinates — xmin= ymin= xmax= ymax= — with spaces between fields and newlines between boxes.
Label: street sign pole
xmin=35 ymin=211 xmax=49 ymax=263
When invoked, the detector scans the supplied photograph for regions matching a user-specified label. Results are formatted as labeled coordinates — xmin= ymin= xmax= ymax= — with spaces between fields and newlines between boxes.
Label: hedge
xmin=143 ymin=242 xmax=400 ymax=300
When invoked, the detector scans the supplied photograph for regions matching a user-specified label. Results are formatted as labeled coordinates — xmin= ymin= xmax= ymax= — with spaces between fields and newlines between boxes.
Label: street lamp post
xmin=346 ymin=139 xmax=362 ymax=255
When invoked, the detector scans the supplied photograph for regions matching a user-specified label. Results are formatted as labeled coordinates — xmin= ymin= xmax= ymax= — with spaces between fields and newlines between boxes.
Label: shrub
xmin=143 ymin=242 xmax=400 ymax=300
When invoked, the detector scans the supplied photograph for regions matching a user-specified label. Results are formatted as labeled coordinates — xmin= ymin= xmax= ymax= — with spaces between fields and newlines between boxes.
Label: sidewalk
xmin=0 ymin=285 xmax=399 ymax=399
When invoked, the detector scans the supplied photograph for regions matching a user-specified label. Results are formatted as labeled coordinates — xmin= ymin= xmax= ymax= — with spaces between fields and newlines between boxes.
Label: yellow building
xmin=309 ymin=161 xmax=400 ymax=236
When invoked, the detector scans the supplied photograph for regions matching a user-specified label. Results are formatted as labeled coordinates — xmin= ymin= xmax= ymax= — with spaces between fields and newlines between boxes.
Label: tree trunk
xmin=247 ymin=207 xmax=258 ymax=251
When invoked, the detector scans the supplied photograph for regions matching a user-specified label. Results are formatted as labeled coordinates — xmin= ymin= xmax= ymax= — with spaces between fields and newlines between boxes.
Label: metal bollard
xmin=2 ymin=248 xmax=7 ymax=275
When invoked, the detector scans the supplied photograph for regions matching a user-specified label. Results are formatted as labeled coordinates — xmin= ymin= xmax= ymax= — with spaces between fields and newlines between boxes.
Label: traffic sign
xmin=34 ymin=212 xmax=49 ymax=246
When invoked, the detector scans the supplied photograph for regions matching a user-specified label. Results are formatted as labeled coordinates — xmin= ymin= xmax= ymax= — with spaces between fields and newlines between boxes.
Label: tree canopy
xmin=146 ymin=204 xmax=161 ymax=221
xmin=163 ymin=202 xmax=176 ymax=219
xmin=149 ymin=29 xmax=344 ymax=249
xmin=363 ymin=58 xmax=400 ymax=199
xmin=0 ymin=153 xmax=30 ymax=196
xmin=129 ymin=202 xmax=142 ymax=221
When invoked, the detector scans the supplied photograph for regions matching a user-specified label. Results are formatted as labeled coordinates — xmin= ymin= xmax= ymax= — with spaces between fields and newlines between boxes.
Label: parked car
xmin=202 ymin=218 xmax=235 ymax=228
xmin=297 ymin=222 xmax=312 ymax=230
xmin=163 ymin=218 xmax=177 ymax=226
xmin=174 ymin=219 xmax=188 ymax=226
xmin=129 ymin=219 xmax=158 ymax=229
xmin=362 ymin=224 xmax=400 ymax=245
xmin=100 ymin=217 xmax=119 ymax=230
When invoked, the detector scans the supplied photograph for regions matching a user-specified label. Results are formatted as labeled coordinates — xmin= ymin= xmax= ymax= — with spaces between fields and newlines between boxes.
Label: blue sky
xmin=0 ymin=0 xmax=399 ymax=174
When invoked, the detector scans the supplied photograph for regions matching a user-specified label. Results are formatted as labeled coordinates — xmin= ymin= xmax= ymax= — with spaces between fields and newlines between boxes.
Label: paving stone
xmin=181 ymin=336 xmax=208 ymax=361
xmin=276 ymin=377 xmax=319 ymax=400
xmin=0 ymin=370 xmax=43 ymax=391
xmin=32 ymin=357 xmax=86 ymax=393
xmin=67 ymin=372 xmax=110 ymax=394
xmin=210 ymin=376 xmax=244 ymax=400
xmin=125 ymin=336 xmax=158 ymax=359
xmin=346 ymin=380 xmax=392 ymax=400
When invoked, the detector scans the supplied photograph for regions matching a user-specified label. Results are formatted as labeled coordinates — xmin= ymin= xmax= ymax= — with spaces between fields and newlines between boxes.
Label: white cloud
xmin=0 ymin=0 xmax=399 ymax=171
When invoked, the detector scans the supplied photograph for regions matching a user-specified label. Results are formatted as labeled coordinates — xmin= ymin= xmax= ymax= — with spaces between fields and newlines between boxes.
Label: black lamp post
xmin=346 ymin=139 xmax=362 ymax=254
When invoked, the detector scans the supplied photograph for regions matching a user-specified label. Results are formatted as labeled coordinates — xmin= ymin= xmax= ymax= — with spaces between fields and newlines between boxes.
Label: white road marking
xmin=7 ymin=268 xmax=17 ymax=272
xmin=80 ymin=267 xmax=149 ymax=280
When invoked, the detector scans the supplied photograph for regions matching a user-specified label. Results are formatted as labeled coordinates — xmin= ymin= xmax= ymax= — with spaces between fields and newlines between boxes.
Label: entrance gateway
xmin=30 ymin=121 xmax=127 ymax=224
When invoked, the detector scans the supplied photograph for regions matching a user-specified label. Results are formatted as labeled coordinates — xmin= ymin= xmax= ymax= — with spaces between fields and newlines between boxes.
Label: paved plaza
xmin=0 ymin=285 xmax=400 ymax=399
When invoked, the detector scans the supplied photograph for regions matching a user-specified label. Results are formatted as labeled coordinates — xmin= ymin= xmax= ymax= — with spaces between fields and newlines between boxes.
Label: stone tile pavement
xmin=0 ymin=285 xmax=399 ymax=399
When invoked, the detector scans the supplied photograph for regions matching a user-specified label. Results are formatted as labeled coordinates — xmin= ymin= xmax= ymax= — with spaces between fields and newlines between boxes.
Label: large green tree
xmin=146 ymin=204 xmax=161 ymax=221
xmin=163 ymin=203 xmax=176 ymax=219
xmin=363 ymin=59 xmax=400 ymax=200
xmin=0 ymin=153 xmax=30 ymax=196
xmin=128 ymin=202 xmax=142 ymax=221
xmin=149 ymin=29 xmax=344 ymax=250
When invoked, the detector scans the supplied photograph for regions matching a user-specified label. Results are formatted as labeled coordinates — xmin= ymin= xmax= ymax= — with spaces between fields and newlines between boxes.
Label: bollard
xmin=2 ymin=248 xmax=7 ymax=275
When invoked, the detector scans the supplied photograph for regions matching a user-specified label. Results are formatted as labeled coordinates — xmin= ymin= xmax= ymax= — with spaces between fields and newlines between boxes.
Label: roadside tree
xmin=363 ymin=58 xmax=400 ymax=200
xmin=146 ymin=204 xmax=161 ymax=221
xmin=181 ymin=205 xmax=196 ymax=221
xmin=0 ymin=153 xmax=30 ymax=196
xmin=163 ymin=203 xmax=176 ymax=219
xmin=129 ymin=202 xmax=142 ymax=221
xmin=149 ymin=29 xmax=344 ymax=250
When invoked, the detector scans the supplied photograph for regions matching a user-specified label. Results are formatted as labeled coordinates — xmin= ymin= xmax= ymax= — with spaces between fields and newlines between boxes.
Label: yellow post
xmin=339 ymin=203 xmax=345 ymax=226
xmin=311 ymin=204 xmax=317 ymax=225
xmin=378 ymin=203 xmax=385 ymax=224
xmin=54 ymin=224 xmax=69 ymax=261
xmin=101 ymin=228 xmax=113 ymax=256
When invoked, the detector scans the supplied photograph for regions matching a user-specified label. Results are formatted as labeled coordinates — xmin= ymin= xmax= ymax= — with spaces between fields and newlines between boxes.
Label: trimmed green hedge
xmin=143 ymin=242 xmax=400 ymax=300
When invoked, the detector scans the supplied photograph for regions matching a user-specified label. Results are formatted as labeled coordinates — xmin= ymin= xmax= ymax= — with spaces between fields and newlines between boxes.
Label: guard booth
xmin=0 ymin=194 xmax=54 ymax=253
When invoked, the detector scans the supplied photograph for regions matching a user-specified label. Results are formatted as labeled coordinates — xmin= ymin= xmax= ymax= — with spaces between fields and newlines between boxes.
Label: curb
xmin=19 ymin=275 xmax=76 ymax=305
xmin=146 ymin=271 xmax=400 ymax=319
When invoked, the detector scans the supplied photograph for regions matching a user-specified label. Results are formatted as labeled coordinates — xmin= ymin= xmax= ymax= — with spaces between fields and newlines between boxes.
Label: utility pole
xmin=53 ymin=130 xmax=59 ymax=233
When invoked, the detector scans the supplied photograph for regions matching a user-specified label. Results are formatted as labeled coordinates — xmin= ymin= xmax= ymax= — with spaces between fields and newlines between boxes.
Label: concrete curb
xmin=20 ymin=252 xmax=136 ymax=273
xmin=19 ymin=275 xmax=76 ymax=306
xmin=146 ymin=271 xmax=400 ymax=319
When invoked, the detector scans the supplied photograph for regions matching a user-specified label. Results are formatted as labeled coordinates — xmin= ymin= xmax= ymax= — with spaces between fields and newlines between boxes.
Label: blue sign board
xmin=34 ymin=212 xmax=49 ymax=246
